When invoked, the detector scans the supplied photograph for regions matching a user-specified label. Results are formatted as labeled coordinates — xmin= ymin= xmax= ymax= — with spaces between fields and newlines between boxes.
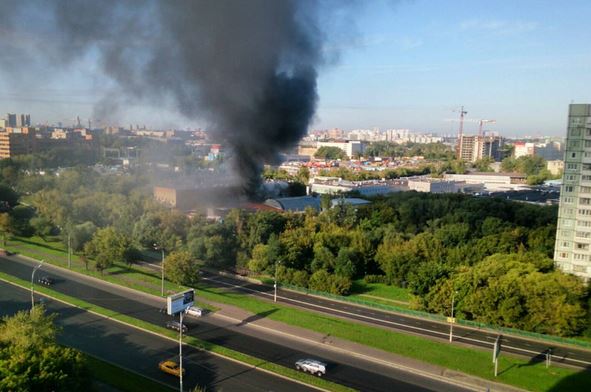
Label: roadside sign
xmin=167 ymin=289 xmax=194 ymax=315
xmin=493 ymin=335 xmax=501 ymax=363
xmin=446 ymin=317 xmax=456 ymax=323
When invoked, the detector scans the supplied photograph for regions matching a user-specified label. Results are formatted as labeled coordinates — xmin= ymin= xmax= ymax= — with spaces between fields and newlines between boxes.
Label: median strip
xmin=0 ymin=271 xmax=354 ymax=392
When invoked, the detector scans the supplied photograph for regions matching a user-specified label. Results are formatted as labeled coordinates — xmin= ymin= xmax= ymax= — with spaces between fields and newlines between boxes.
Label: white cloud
xmin=460 ymin=19 xmax=538 ymax=35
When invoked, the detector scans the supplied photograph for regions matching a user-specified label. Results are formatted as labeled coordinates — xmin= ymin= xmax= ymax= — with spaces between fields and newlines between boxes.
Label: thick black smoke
xmin=0 ymin=0 xmax=337 ymax=198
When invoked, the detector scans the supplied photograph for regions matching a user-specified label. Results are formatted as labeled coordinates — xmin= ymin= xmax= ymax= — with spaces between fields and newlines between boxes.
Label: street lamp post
xmin=31 ymin=259 xmax=45 ymax=308
xmin=449 ymin=290 xmax=457 ymax=343
xmin=274 ymin=260 xmax=281 ymax=303
xmin=154 ymin=243 xmax=165 ymax=297
xmin=67 ymin=231 xmax=71 ymax=269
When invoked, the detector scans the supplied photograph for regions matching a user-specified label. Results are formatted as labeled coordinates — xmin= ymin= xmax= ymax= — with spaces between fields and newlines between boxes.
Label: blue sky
xmin=317 ymin=0 xmax=591 ymax=136
xmin=1 ymin=0 xmax=590 ymax=137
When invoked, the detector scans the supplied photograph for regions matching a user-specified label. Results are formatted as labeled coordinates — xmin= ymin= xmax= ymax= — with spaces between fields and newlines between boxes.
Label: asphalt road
xmin=198 ymin=271 xmax=591 ymax=370
xmin=0 ymin=281 xmax=312 ymax=392
xmin=0 ymin=256 xmax=470 ymax=392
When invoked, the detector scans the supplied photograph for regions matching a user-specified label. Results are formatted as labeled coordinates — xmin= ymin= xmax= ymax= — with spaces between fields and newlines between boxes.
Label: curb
xmin=0 ymin=267 xmax=334 ymax=392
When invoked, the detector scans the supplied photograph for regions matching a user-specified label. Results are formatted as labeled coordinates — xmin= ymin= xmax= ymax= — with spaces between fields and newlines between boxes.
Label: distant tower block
xmin=554 ymin=103 xmax=591 ymax=282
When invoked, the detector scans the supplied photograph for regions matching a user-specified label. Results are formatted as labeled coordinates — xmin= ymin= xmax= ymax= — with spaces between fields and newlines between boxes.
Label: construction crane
xmin=478 ymin=119 xmax=496 ymax=138
xmin=455 ymin=106 xmax=467 ymax=160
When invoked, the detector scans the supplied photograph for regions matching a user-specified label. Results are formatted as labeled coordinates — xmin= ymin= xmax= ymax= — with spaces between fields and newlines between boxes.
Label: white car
xmin=186 ymin=306 xmax=203 ymax=317
xmin=295 ymin=359 xmax=327 ymax=376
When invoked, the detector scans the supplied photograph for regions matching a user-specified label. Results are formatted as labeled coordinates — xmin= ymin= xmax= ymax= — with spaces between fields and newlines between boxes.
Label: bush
xmin=290 ymin=270 xmax=309 ymax=288
xmin=364 ymin=274 xmax=388 ymax=284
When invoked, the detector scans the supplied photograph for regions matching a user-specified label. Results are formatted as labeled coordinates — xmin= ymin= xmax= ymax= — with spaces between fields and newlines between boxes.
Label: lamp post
xmin=154 ymin=243 xmax=165 ymax=297
xmin=59 ymin=225 xmax=72 ymax=268
xmin=274 ymin=259 xmax=281 ymax=303
xmin=31 ymin=259 xmax=45 ymax=308
xmin=449 ymin=290 xmax=458 ymax=343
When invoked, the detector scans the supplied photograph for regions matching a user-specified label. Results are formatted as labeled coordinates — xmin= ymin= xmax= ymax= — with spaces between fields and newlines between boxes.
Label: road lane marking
xmin=203 ymin=276 xmax=591 ymax=367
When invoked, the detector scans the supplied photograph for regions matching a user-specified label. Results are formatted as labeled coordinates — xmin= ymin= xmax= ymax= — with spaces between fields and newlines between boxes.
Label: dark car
xmin=38 ymin=276 xmax=54 ymax=286
xmin=166 ymin=321 xmax=188 ymax=333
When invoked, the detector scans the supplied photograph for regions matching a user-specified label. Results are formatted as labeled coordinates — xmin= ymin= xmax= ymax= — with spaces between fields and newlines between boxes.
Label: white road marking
xmin=203 ymin=276 xmax=591 ymax=367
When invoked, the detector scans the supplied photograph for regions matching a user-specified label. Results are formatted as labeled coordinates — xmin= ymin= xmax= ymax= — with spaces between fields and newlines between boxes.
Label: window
xmin=576 ymin=231 xmax=591 ymax=238
xmin=577 ymin=220 xmax=591 ymax=227
xmin=575 ymin=243 xmax=589 ymax=250
xmin=578 ymin=209 xmax=591 ymax=216
xmin=581 ymin=186 xmax=591 ymax=193
xmin=559 ymin=252 xmax=568 ymax=258
xmin=567 ymin=175 xmax=576 ymax=181
xmin=562 ymin=241 xmax=570 ymax=247
xmin=584 ymin=163 xmax=591 ymax=171
xmin=565 ymin=185 xmax=574 ymax=192
xmin=580 ymin=198 xmax=591 ymax=205
xmin=573 ymin=253 xmax=588 ymax=260
xmin=573 ymin=265 xmax=587 ymax=273
xmin=567 ymin=164 xmax=578 ymax=171
xmin=572 ymin=152 xmax=577 ymax=158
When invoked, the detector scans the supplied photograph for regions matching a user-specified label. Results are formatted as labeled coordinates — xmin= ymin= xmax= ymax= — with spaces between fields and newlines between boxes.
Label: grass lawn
xmin=87 ymin=355 xmax=174 ymax=392
xmin=349 ymin=279 xmax=411 ymax=306
xmin=5 ymin=236 xmax=591 ymax=391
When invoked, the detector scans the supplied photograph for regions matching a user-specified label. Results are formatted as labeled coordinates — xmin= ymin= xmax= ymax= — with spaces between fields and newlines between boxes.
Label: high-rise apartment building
xmin=0 ymin=127 xmax=37 ymax=159
xmin=5 ymin=113 xmax=30 ymax=127
xmin=554 ymin=104 xmax=591 ymax=282
xmin=458 ymin=135 xmax=504 ymax=163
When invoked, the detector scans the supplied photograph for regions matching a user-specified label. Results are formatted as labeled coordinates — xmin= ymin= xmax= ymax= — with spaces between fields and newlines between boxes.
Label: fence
xmin=280 ymin=282 xmax=591 ymax=350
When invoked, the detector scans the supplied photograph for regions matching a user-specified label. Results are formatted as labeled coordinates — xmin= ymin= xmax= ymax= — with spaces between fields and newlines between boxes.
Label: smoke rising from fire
xmin=0 ymin=0 xmax=345 ymax=198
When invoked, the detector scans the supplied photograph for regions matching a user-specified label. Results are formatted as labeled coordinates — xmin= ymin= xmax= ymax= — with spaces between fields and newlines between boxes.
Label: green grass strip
xmin=194 ymin=285 xmax=591 ymax=392
xmin=0 ymin=271 xmax=353 ymax=392
xmin=86 ymin=354 xmax=174 ymax=392
xmin=5 ymin=237 xmax=591 ymax=391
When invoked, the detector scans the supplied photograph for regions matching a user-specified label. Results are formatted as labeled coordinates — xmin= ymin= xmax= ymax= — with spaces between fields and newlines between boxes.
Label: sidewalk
xmin=205 ymin=299 xmax=525 ymax=392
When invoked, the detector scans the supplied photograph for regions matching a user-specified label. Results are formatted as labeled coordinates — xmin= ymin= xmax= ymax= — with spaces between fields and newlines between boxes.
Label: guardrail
xmin=280 ymin=282 xmax=591 ymax=350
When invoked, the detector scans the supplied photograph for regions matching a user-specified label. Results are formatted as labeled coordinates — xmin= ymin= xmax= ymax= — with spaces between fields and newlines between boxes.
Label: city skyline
xmin=0 ymin=1 xmax=590 ymax=136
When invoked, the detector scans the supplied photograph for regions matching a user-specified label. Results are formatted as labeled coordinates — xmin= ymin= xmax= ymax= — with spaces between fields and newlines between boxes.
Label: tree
xmin=84 ymin=227 xmax=135 ymax=274
xmin=0 ymin=212 xmax=10 ymax=246
xmin=0 ymin=307 xmax=89 ymax=391
xmin=164 ymin=250 xmax=200 ymax=285
xmin=8 ymin=205 xmax=35 ymax=237
xmin=314 ymin=146 xmax=347 ymax=160
xmin=0 ymin=183 xmax=19 ymax=208
xmin=30 ymin=216 xmax=54 ymax=240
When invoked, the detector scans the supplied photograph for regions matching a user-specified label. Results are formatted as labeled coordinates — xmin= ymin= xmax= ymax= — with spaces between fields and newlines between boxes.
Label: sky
xmin=1 ymin=0 xmax=590 ymax=137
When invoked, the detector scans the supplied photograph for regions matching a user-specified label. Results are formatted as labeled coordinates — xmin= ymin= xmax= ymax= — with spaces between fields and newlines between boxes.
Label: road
xmin=198 ymin=271 xmax=591 ymax=369
xmin=0 ymin=281 xmax=312 ymax=392
xmin=0 ymin=256 xmax=471 ymax=392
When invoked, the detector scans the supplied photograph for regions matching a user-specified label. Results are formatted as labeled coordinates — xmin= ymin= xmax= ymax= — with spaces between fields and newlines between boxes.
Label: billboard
xmin=167 ymin=289 xmax=195 ymax=315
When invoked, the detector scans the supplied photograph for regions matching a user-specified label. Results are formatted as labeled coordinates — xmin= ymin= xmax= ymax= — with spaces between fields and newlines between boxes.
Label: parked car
xmin=186 ymin=306 xmax=203 ymax=317
xmin=158 ymin=360 xmax=185 ymax=377
xmin=295 ymin=359 xmax=327 ymax=376
xmin=166 ymin=320 xmax=188 ymax=333
xmin=38 ymin=276 xmax=54 ymax=286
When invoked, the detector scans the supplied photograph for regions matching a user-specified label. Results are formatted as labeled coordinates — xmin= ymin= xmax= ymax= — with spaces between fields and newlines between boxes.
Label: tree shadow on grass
xmin=10 ymin=237 xmax=65 ymax=253
xmin=236 ymin=308 xmax=278 ymax=327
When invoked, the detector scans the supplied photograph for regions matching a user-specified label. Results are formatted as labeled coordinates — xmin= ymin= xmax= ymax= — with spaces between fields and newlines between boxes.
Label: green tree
xmin=0 ymin=183 xmax=19 ymax=208
xmin=84 ymin=227 xmax=135 ymax=273
xmin=0 ymin=307 xmax=89 ymax=391
xmin=164 ymin=250 xmax=200 ymax=285
xmin=314 ymin=146 xmax=347 ymax=160
xmin=30 ymin=216 xmax=54 ymax=240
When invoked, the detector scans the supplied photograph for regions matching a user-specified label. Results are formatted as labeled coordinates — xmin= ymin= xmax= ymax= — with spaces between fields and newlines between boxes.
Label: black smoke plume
xmin=0 ymin=0 xmax=339 ymax=198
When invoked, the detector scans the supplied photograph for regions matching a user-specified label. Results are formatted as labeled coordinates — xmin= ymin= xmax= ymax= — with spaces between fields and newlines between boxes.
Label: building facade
xmin=0 ymin=127 xmax=37 ymax=159
xmin=458 ymin=135 xmax=504 ymax=162
xmin=554 ymin=104 xmax=591 ymax=282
